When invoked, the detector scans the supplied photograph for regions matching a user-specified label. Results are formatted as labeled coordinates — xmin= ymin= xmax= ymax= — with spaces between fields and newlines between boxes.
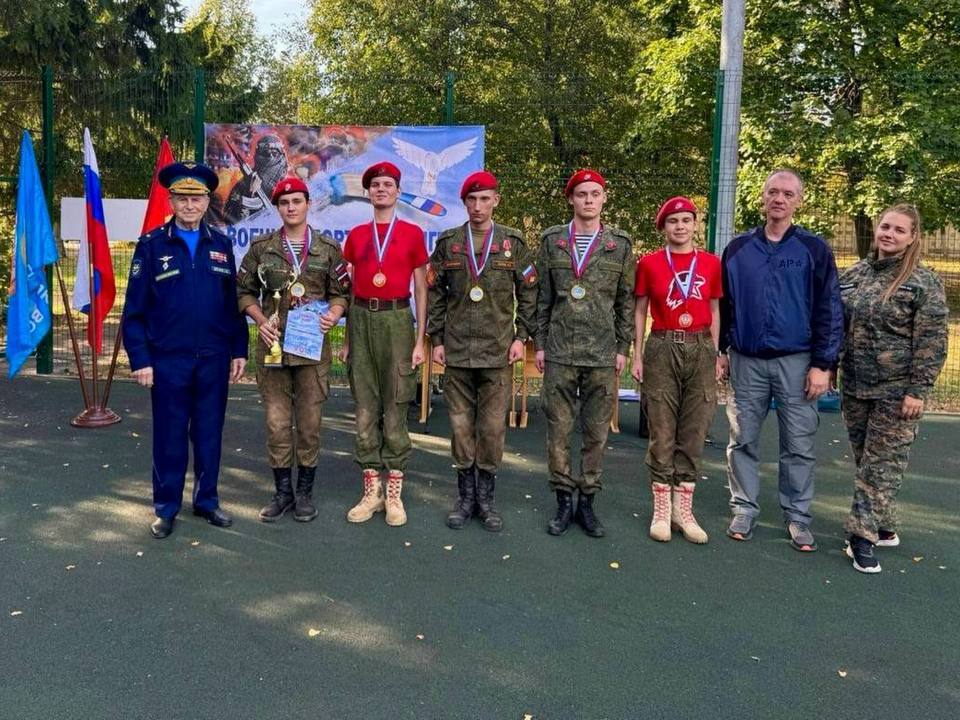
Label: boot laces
xmin=362 ymin=470 xmax=380 ymax=498
xmin=386 ymin=472 xmax=403 ymax=506
xmin=653 ymin=485 xmax=671 ymax=523
xmin=677 ymin=486 xmax=696 ymax=524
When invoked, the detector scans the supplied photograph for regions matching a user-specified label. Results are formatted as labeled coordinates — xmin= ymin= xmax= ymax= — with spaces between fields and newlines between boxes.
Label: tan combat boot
xmin=671 ymin=482 xmax=708 ymax=544
xmin=650 ymin=482 xmax=672 ymax=542
xmin=346 ymin=469 xmax=384 ymax=523
xmin=384 ymin=470 xmax=407 ymax=526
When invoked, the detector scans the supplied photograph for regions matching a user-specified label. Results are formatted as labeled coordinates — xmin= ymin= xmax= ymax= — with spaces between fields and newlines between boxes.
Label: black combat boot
xmin=575 ymin=491 xmax=605 ymax=538
xmin=294 ymin=465 xmax=319 ymax=522
xmin=475 ymin=469 xmax=504 ymax=533
xmin=446 ymin=467 xmax=476 ymax=530
xmin=259 ymin=467 xmax=295 ymax=522
xmin=547 ymin=490 xmax=574 ymax=536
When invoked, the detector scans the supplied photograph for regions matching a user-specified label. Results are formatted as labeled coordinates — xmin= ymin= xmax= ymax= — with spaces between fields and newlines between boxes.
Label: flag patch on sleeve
xmin=522 ymin=264 xmax=538 ymax=284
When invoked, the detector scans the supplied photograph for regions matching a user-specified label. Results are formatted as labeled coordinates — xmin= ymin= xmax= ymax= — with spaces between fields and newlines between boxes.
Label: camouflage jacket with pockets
xmin=535 ymin=223 xmax=636 ymax=367
xmin=839 ymin=253 xmax=948 ymax=399
xmin=426 ymin=223 xmax=539 ymax=368
xmin=237 ymin=228 xmax=350 ymax=366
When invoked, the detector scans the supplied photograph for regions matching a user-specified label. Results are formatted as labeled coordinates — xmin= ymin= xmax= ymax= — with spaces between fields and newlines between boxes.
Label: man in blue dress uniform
xmin=122 ymin=162 xmax=249 ymax=539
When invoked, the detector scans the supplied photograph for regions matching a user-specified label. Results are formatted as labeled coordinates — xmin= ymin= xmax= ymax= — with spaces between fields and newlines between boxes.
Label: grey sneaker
xmin=876 ymin=529 xmax=900 ymax=547
xmin=726 ymin=514 xmax=755 ymax=541
xmin=788 ymin=522 xmax=817 ymax=552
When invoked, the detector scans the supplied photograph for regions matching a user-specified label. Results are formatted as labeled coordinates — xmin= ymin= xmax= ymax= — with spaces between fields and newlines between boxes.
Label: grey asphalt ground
xmin=1 ymin=375 xmax=958 ymax=720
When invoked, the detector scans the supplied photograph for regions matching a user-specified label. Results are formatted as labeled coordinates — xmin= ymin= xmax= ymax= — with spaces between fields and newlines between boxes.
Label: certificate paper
xmin=283 ymin=300 xmax=329 ymax=361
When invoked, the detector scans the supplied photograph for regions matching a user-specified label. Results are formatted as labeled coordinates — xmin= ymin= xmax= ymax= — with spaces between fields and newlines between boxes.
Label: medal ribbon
xmin=466 ymin=223 xmax=495 ymax=284
xmin=281 ymin=226 xmax=312 ymax=278
xmin=665 ymin=247 xmax=698 ymax=303
xmin=568 ymin=221 xmax=602 ymax=279
xmin=372 ymin=212 xmax=398 ymax=269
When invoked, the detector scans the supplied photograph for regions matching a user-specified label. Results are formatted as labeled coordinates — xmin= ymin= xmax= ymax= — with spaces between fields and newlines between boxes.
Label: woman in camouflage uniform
xmin=839 ymin=204 xmax=948 ymax=574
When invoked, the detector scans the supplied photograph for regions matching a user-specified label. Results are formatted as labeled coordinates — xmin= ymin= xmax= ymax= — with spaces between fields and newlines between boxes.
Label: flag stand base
xmin=71 ymin=406 xmax=122 ymax=428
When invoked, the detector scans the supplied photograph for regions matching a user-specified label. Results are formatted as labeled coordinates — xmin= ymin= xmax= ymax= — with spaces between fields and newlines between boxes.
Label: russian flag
xmin=71 ymin=128 xmax=116 ymax=353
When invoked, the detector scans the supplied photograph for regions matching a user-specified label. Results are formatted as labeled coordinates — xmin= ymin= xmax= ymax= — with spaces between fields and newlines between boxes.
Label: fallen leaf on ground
xmin=750 ymin=656 xmax=760 ymax=662
xmin=308 ymin=628 xmax=321 ymax=637
xmin=837 ymin=669 xmax=848 ymax=678
xmin=190 ymin=541 xmax=200 ymax=547
xmin=524 ymin=494 xmax=532 ymax=499
xmin=609 ymin=561 xmax=620 ymax=570
xmin=136 ymin=551 xmax=144 ymax=557
xmin=10 ymin=611 xmax=23 ymax=616
xmin=415 ymin=634 xmax=425 ymax=640
xmin=131 ymin=432 xmax=140 ymax=438
xmin=65 ymin=565 xmax=76 ymax=571
xmin=523 ymin=715 xmax=533 ymax=720
xmin=102 ymin=464 xmax=110 ymax=469
xmin=62 ymin=463 xmax=69 ymax=467
xmin=443 ymin=545 xmax=453 ymax=551
xmin=502 ymin=554 xmax=510 ymax=560
xmin=939 ymin=565 xmax=947 ymax=570
xmin=913 ymin=556 xmax=924 ymax=562
xmin=403 ymin=542 xmax=412 ymax=547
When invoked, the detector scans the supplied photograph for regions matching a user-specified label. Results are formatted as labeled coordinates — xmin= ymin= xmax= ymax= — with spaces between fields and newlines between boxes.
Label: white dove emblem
xmin=391 ymin=137 xmax=478 ymax=197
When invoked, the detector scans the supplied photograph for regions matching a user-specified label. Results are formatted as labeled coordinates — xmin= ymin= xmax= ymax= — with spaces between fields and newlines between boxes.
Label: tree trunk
xmin=854 ymin=211 xmax=873 ymax=259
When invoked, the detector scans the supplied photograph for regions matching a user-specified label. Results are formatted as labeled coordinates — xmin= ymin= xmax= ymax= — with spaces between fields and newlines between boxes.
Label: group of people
xmin=121 ymin=161 xmax=948 ymax=575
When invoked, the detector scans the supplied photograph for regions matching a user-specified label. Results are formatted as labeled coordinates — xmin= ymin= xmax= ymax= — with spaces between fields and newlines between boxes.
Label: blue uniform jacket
xmin=122 ymin=221 xmax=249 ymax=371
xmin=719 ymin=225 xmax=842 ymax=370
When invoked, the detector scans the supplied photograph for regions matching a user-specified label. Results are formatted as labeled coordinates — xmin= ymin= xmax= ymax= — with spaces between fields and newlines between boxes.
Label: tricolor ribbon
xmin=466 ymin=223 xmax=495 ymax=284
xmin=372 ymin=212 xmax=398 ymax=268
xmin=568 ymin=221 xmax=603 ymax=279
xmin=281 ymin=226 xmax=313 ymax=277
xmin=665 ymin=247 xmax=698 ymax=302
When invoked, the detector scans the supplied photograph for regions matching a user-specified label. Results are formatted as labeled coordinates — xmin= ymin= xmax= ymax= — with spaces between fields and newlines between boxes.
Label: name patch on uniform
xmin=155 ymin=269 xmax=181 ymax=281
xmin=209 ymin=250 xmax=228 ymax=263
xmin=491 ymin=259 xmax=514 ymax=270
xmin=210 ymin=265 xmax=233 ymax=276
xmin=442 ymin=260 xmax=465 ymax=270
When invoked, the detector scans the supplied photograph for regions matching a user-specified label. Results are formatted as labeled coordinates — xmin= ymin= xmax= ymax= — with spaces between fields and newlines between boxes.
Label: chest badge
xmin=159 ymin=255 xmax=174 ymax=271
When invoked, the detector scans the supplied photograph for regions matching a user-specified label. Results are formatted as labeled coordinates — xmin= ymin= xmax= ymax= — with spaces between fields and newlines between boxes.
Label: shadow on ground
xmin=1 ymin=376 xmax=958 ymax=719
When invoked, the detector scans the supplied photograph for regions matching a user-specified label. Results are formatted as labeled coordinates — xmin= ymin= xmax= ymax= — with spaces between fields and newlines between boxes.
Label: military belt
xmin=353 ymin=296 xmax=411 ymax=312
xmin=650 ymin=328 xmax=710 ymax=343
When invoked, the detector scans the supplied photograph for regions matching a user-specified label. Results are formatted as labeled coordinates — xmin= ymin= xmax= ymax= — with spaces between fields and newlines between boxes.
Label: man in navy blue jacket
xmin=123 ymin=163 xmax=249 ymax=539
xmin=718 ymin=169 xmax=842 ymax=551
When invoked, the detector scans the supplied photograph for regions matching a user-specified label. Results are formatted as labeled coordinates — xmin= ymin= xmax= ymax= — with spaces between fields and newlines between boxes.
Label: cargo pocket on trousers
xmin=396 ymin=362 xmax=417 ymax=404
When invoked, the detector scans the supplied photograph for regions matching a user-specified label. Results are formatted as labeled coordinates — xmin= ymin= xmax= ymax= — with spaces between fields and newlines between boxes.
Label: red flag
xmin=141 ymin=136 xmax=175 ymax=235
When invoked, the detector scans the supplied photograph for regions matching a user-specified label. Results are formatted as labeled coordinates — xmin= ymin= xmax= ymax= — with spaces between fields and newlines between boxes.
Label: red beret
xmin=362 ymin=161 xmax=402 ymax=189
xmin=655 ymin=196 xmax=698 ymax=230
xmin=271 ymin=176 xmax=309 ymax=204
xmin=564 ymin=169 xmax=606 ymax=196
xmin=460 ymin=171 xmax=499 ymax=200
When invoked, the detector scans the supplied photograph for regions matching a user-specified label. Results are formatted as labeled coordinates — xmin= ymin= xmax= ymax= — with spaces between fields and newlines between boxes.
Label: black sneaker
xmin=876 ymin=529 xmax=900 ymax=547
xmin=845 ymin=536 xmax=881 ymax=574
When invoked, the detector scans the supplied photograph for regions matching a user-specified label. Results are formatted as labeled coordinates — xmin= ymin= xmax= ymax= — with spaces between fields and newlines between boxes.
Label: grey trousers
xmin=725 ymin=350 xmax=820 ymax=524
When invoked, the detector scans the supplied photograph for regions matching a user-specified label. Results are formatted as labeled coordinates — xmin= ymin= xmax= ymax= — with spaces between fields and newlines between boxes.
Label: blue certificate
xmin=283 ymin=300 xmax=329 ymax=361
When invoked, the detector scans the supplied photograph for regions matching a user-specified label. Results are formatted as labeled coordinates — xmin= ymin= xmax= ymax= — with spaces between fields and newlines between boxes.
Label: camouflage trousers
xmin=257 ymin=361 xmax=330 ymax=468
xmin=348 ymin=306 xmax=417 ymax=471
xmin=543 ymin=362 xmax=616 ymax=495
xmin=444 ymin=365 xmax=512 ymax=473
xmin=842 ymin=394 xmax=920 ymax=543
xmin=642 ymin=332 xmax=717 ymax=486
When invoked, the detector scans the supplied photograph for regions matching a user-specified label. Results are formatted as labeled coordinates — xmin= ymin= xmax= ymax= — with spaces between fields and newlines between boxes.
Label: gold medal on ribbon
xmin=469 ymin=286 xmax=484 ymax=302
xmin=290 ymin=281 xmax=306 ymax=298
xmin=373 ymin=271 xmax=387 ymax=288
xmin=570 ymin=284 xmax=587 ymax=300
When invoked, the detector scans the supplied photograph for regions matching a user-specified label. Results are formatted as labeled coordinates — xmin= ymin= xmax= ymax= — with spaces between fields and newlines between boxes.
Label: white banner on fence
xmin=60 ymin=197 xmax=147 ymax=242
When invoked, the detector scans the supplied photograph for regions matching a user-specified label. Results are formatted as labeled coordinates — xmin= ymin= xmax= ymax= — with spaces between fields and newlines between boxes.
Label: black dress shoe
xmin=151 ymin=516 xmax=174 ymax=539
xmin=192 ymin=506 xmax=233 ymax=528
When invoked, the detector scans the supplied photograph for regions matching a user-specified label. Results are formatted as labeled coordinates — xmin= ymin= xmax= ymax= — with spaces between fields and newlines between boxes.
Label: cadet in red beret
xmin=632 ymin=196 xmax=722 ymax=545
xmin=535 ymin=168 xmax=635 ymax=539
xmin=427 ymin=170 xmax=539 ymax=532
xmin=237 ymin=175 xmax=349 ymax=525
xmin=342 ymin=160 xmax=429 ymax=528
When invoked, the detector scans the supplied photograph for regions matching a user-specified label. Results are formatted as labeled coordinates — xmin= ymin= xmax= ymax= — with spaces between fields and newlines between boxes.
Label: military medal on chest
xmin=283 ymin=226 xmax=312 ymax=300
xmin=466 ymin=223 xmax=495 ymax=302
xmin=371 ymin=213 xmax=397 ymax=288
xmin=567 ymin=221 xmax=603 ymax=300
xmin=666 ymin=246 xmax=698 ymax=327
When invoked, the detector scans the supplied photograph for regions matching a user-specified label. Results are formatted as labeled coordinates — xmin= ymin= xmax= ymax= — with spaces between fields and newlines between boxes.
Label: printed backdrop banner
xmin=205 ymin=124 xmax=485 ymax=262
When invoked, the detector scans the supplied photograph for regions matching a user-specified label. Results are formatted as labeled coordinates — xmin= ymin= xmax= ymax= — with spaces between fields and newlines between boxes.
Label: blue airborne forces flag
xmin=5 ymin=131 xmax=58 ymax=378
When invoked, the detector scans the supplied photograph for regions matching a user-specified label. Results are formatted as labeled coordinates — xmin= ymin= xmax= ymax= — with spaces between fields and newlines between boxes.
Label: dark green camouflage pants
xmin=257 ymin=361 xmax=330 ymax=468
xmin=444 ymin=365 xmax=512 ymax=473
xmin=543 ymin=362 xmax=616 ymax=495
xmin=642 ymin=332 xmax=717 ymax=485
xmin=348 ymin=306 xmax=417 ymax=471
xmin=842 ymin=394 xmax=920 ymax=543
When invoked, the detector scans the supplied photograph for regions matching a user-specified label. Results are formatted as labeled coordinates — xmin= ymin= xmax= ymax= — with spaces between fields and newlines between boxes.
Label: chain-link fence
xmin=3 ymin=66 xmax=960 ymax=405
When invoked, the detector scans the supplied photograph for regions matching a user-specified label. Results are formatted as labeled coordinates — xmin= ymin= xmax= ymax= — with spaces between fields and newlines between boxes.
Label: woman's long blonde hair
xmin=876 ymin=203 xmax=923 ymax=302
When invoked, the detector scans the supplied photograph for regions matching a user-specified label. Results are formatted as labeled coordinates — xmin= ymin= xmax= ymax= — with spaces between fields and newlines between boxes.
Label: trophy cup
xmin=257 ymin=266 xmax=296 ymax=368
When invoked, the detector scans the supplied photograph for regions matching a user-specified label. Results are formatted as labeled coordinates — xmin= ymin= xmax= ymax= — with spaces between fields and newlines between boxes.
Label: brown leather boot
xmin=346 ymin=469 xmax=384 ymax=523
xmin=384 ymin=470 xmax=407 ymax=527
xmin=671 ymin=482 xmax=708 ymax=544
xmin=649 ymin=482 xmax=672 ymax=542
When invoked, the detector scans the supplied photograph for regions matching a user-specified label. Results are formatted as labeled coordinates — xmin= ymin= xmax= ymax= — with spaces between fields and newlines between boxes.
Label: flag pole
xmin=101 ymin=321 xmax=123 ymax=409
xmin=54 ymin=259 xmax=91 ymax=408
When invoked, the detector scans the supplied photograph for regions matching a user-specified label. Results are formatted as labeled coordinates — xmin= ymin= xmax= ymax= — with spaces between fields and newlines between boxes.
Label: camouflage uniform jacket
xmin=237 ymin=228 xmax=350 ymax=366
xmin=535 ymin=223 xmax=636 ymax=367
xmin=426 ymin=223 xmax=539 ymax=368
xmin=839 ymin=253 xmax=948 ymax=399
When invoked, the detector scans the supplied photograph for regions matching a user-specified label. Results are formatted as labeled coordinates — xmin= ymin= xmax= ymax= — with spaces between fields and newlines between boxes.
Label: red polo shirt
xmin=343 ymin=218 xmax=429 ymax=299
xmin=635 ymin=248 xmax=722 ymax=331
